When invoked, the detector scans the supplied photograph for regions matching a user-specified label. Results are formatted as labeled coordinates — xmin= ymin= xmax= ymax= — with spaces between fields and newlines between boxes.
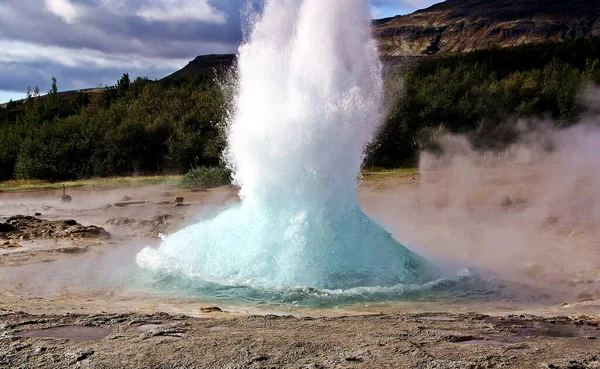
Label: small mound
xmin=0 ymin=215 xmax=110 ymax=240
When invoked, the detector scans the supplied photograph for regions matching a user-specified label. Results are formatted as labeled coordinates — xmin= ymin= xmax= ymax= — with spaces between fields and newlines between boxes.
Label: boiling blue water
xmin=137 ymin=205 xmax=437 ymax=290
xmin=132 ymin=267 xmax=504 ymax=308
xmin=136 ymin=0 xmax=443 ymax=302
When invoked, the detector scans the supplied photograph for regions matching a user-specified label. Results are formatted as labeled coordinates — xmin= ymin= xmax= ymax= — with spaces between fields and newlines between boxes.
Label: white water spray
xmin=137 ymin=0 xmax=434 ymax=290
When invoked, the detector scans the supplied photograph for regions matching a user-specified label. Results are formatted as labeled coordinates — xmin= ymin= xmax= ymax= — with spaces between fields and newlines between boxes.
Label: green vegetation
xmin=181 ymin=166 xmax=231 ymax=188
xmin=1 ymin=37 xmax=600 ymax=181
xmin=0 ymin=74 xmax=226 ymax=182
xmin=367 ymin=37 xmax=600 ymax=167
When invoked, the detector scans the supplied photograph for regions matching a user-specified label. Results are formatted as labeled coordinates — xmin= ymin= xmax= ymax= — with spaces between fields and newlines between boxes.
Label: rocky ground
xmin=0 ymin=215 xmax=110 ymax=243
xmin=1 ymin=163 xmax=600 ymax=367
xmin=2 ymin=311 xmax=600 ymax=368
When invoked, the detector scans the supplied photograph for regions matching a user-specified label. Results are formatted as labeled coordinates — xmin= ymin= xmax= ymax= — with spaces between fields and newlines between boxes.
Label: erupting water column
xmin=137 ymin=0 xmax=435 ymax=290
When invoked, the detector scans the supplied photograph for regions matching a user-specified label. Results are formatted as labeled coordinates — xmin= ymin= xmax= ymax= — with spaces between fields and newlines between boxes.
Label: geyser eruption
xmin=137 ymin=0 xmax=435 ymax=290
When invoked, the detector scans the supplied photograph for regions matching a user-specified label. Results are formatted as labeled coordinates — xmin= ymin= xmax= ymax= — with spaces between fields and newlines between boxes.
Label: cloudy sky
xmin=0 ymin=0 xmax=441 ymax=103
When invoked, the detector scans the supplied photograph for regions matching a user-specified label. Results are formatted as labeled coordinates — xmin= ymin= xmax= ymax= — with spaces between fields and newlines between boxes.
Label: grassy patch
xmin=360 ymin=167 xmax=419 ymax=180
xmin=0 ymin=175 xmax=182 ymax=192
xmin=0 ymin=168 xmax=418 ymax=192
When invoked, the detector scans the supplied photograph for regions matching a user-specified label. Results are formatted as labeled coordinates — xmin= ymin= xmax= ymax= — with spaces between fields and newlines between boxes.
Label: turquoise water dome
xmin=136 ymin=0 xmax=436 ymax=291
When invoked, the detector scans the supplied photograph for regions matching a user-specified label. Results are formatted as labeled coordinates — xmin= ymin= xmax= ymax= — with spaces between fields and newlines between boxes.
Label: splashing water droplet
xmin=136 ymin=0 xmax=436 ymax=291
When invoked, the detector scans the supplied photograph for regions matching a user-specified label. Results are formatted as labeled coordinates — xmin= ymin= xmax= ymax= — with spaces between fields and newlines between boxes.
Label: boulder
xmin=0 ymin=223 xmax=16 ymax=233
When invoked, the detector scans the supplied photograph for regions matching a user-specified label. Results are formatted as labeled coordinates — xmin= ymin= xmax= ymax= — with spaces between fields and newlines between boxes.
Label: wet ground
xmin=1 ymin=163 xmax=600 ymax=367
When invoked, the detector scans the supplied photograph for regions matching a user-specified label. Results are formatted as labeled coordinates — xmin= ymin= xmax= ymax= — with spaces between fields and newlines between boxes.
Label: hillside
xmin=374 ymin=0 xmax=600 ymax=56
xmin=163 ymin=54 xmax=236 ymax=81
xmin=167 ymin=0 xmax=599 ymax=78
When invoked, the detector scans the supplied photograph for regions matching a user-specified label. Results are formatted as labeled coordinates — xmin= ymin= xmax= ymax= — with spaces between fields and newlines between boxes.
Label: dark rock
xmin=121 ymin=196 xmax=132 ymax=202
xmin=174 ymin=197 xmax=184 ymax=203
xmin=114 ymin=201 xmax=147 ymax=207
xmin=68 ymin=226 xmax=111 ymax=239
xmin=500 ymin=195 xmax=512 ymax=206
xmin=34 ymin=212 xmax=42 ymax=216
xmin=200 ymin=306 xmax=223 ymax=313
xmin=0 ymin=215 xmax=110 ymax=240
xmin=64 ymin=219 xmax=77 ymax=226
xmin=7 ymin=215 xmax=39 ymax=225
xmin=250 ymin=354 xmax=269 ymax=363
xmin=0 ymin=223 xmax=16 ymax=233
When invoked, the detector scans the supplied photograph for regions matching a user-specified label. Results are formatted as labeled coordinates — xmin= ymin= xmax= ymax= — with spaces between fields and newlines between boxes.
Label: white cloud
xmin=0 ymin=0 xmax=241 ymax=94
xmin=0 ymin=40 xmax=188 ymax=71
xmin=136 ymin=0 xmax=228 ymax=24
xmin=44 ymin=0 xmax=81 ymax=24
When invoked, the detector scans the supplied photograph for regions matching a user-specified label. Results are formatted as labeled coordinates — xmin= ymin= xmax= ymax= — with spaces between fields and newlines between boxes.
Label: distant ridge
xmin=163 ymin=54 xmax=236 ymax=81
xmin=374 ymin=0 xmax=600 ymax=56
xmin=169 ymin=0 xmax=599 ymax=81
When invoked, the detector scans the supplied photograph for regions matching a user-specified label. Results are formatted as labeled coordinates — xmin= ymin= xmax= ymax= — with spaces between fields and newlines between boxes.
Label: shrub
xmin=181 ymin=166 xmax=231 ymax=188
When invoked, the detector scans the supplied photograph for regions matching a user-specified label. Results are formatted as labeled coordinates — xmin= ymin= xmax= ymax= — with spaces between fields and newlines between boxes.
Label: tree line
xmin=0 ymin=74 xmax=226 ymax=181
xmin=368 ymin=37 xmax=600 ymax=167
xmin=1 ymin=37 xmax=600 ymax=181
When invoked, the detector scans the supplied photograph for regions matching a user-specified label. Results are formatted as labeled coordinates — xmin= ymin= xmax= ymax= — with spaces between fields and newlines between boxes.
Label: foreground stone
xmin=0 ymin=216 xmax=110 ymax=240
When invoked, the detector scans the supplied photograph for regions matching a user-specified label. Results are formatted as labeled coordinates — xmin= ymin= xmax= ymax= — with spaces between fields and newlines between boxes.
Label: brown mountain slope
xmin=374 ymin=0 xmax=600 ymax=56
xmin=169 ymin=0 xmax=599 ymax=80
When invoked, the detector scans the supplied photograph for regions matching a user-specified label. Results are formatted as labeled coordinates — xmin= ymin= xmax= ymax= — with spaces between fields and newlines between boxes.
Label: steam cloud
xmin=364 ymin=86 xmax=600 ymax=301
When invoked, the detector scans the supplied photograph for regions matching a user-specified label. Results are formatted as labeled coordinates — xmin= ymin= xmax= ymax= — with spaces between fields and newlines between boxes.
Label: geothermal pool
xmin=1 ymin=158 xmax=599 ymax=317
